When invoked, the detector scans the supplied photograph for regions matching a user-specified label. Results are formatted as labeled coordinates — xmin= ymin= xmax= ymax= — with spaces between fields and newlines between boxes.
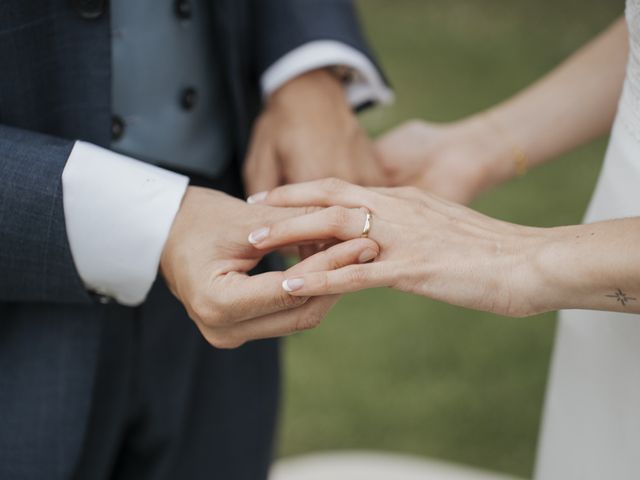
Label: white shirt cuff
xmin=261 ymin=40 xmax=394 ymax=107
xmin=62 ymin=141 xmax=189 ymax=306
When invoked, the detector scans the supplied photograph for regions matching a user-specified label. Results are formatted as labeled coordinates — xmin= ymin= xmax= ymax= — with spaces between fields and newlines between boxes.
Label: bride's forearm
xmin=470 ymin=17 xmax=628 ymax=189
xmin=533 ymin=217 xmax=640 ymax=314
xmin=251 ymin=178 xmax=640 ymax=317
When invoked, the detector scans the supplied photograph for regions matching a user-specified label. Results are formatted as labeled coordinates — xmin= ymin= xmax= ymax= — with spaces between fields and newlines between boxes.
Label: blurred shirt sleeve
xmin=254 ymin=0 xmax=392 ymax=109
xmin=62 ymin=141 xmax=189 ymax=306
xmin=261 ymin=40 xmax=394 ymax=107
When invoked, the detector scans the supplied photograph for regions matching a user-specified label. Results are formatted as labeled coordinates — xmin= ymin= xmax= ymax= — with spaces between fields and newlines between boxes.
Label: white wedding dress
xmin=535 ymin=2 xmax=640 ymax=479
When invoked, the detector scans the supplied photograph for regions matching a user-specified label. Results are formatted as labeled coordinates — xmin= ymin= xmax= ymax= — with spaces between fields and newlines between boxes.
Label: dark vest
xmin=110 ymin=0 xmax=232 ymax=177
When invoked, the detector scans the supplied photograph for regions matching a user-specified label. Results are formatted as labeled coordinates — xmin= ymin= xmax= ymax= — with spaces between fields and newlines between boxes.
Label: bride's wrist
xmin=449 ymin=114 xmax=524 ymax=193
xmin=529 ymin=224 xmax=614 ymax=313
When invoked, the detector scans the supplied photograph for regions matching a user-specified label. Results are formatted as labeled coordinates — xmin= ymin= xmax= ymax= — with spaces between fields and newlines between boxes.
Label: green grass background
xmin=278 ymin=1 xmax=624 ymax=477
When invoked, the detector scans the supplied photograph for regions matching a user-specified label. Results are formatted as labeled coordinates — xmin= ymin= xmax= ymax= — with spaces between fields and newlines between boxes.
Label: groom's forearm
xmin=469 ymin=17 xmax=628 ymax=188
xmin=0 ymin=124 xmax=90 ymax=303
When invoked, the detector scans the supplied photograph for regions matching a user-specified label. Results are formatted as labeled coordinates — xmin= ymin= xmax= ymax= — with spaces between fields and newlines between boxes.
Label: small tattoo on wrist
xmin=605 ymin=289 xmax=637 ymax=307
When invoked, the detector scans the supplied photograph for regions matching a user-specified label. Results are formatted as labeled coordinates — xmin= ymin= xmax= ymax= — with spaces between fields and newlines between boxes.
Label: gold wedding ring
xmin=361 ymin=211 xmax=372 ymax=238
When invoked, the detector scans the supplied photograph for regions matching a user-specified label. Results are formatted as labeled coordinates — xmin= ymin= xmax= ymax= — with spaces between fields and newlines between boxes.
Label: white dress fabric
xmin=535 ymin=2 xmax=640 ymax=478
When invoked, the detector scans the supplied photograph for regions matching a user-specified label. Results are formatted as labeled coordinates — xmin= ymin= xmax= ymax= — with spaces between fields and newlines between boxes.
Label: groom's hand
xmin=243 ymin=68 xmax=387 ymax=197
xmin=160 ymin=187 xmax=379 ymax=348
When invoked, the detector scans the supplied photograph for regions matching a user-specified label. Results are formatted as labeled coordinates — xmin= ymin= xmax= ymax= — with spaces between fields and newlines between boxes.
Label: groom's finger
xmin=281 ymin=262 xmax=390 ymax=297
xmin=248 ymin=207 xmax=371 ymax=250
xmin=205 ymin=271 xmax=309 ymax=326
xmin=203 ymin=238 xmax=379 ymax=327
xmin=205 ymin=296 xmax=338 ymax=349
xmin=212 ymin=239 xmax=379 ymax=346
xmin=252 ymin=178 xmax=378 ymax=210
xmin=244 ymin=151 xmax=279 ymax=197
xmin=287 ymin=238 xmax=379 ymax=276
xmin=256 ymin=204 xmax=322 ymax=224
xmin=243 ymin=118 xmax=280 ymax=196
xmin=237 ymin=241 xmax=379 ymax=340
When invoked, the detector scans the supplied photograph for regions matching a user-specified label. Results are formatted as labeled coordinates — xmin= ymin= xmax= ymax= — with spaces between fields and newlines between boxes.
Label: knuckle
xmin=190 ymin=295 xmax=214 ymax=324
xmin=223 ymin=338 xmax=246 ymax=349
xmin=317 ymin=273 xmax=330 ymax=292
xmin=211 ymin=296 xmax=237 ymax=325
xmin=322 ymin=247 xmax=353 ymax=272
xmin=206 ymin=333 xmax=246 ymax=350
xmin=303 ymin=205 xmax=319 ymax=215
xmin=195 ymin=296 xmax=230 ymax=327
xmin=327 ymin=252 xmax=344 ymax=272
xmin=294 ymin=311 xmax=324 ymax=332
xmin=277 ymin=290 xmax=307 ymax=310
xmin=213 ymin=307 xmax=230 ymax=326
xmin=346 ymin=266 xmax=368 ymax=287
xmin=201 ymin=309 xmax=224 ymax=328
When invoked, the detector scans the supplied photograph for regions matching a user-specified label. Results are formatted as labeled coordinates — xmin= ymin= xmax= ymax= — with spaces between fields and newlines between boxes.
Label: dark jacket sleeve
xmin=254 ymin=0 xmax=388 ymax=89
xmin=0 ymin=125 xmax=90 ymax=304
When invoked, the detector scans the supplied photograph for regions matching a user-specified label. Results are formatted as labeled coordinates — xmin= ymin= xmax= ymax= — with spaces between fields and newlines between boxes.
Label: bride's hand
xmin=376 ymin=118 xmax=512 ymax=204
xmin=247 ymin=178 xmax=554 ymax=318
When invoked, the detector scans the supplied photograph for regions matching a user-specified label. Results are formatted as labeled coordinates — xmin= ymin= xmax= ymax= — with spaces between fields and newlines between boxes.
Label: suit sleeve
xmin=254 ymin=0 xmax=390 ymax=93
xmin=0 ymin=125 xmax=189 ymax=306
xmin=0 ymin=124 xmax=90 ymax=304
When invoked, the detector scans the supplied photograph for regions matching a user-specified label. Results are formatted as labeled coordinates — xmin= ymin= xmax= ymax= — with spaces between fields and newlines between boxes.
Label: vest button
xmin=111 ymin=115 xmax=125 ymax=141
xmin=70 ymin=0 xmax=107 ymax=20
xmin=175 ymin=0 xmax=193 ymax=20
xmin=180 ymin=87 xmax=198 ymax=111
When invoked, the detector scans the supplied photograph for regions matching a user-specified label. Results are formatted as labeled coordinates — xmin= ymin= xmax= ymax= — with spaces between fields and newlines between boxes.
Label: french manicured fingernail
xmin=247 ymin=191 xmax=268 ymax=204
xmin=282 ymin=278 xmax=305 ymax=292
xmin=358 ymin=248 xmax=378 ymax=264
xmin=248 ymin=227 xmax=269 ymax=244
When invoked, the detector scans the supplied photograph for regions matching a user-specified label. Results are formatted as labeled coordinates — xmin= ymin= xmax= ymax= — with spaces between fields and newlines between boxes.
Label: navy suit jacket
xmin=0 ymin=1 xmax=385 ymax=478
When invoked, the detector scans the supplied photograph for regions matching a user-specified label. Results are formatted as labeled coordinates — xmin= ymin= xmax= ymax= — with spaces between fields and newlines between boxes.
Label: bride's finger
xmin=288 ymin=238 xmax=379 ymax=276
xmin=248 ymin=206 xmax=371 ymax=250
xmin=248 ymin=178 xmax=377 ymax=209
xmin=282 ymin=263 xmax=389 ymax=297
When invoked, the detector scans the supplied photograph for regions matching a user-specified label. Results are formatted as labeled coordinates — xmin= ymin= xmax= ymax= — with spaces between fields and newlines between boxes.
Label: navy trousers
xmin=73 ymin=169 xmax=280 ymax=480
